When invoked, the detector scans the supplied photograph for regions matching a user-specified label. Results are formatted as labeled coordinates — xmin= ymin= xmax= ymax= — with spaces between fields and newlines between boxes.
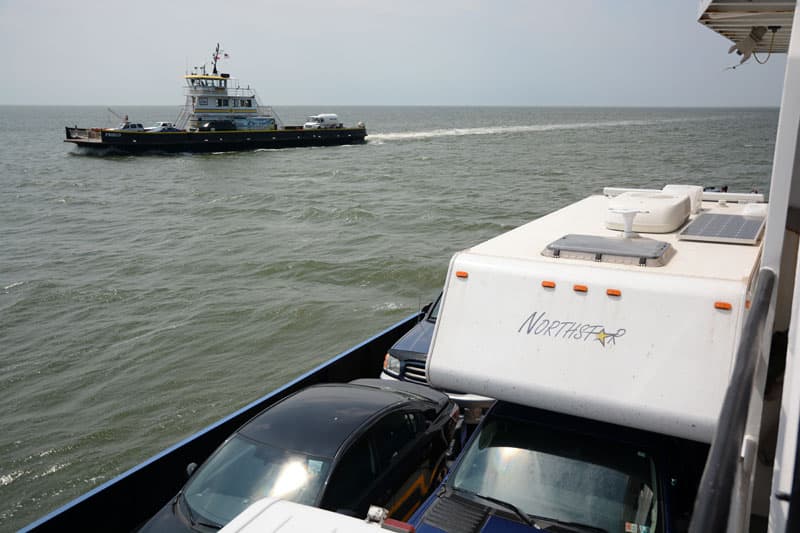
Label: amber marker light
xmin=607 ymin=289 xmax=622 ymax=297
xmin=542 ymin=280 xmax=556 ymax=288
xmin=715 ymin=301 xmax=733 ymax=310
xmin=573 ymin=284 xmax=588 ymax=293
xmin=455 ymin=271 xmax=469 ymax=279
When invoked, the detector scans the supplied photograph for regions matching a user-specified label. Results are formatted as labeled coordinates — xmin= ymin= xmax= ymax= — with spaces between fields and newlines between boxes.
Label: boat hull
xmin=21 ymin=314 xmax=419 ymax=532
xmin=64 ymin=126 xmax=368 ymax=153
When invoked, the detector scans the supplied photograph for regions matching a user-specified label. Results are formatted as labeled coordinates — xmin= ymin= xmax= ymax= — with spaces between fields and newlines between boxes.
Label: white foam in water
xmin=372 ymin=301 xmax=404 ymax=312
xmin=367 ymin=116 xmax=720 ymax=143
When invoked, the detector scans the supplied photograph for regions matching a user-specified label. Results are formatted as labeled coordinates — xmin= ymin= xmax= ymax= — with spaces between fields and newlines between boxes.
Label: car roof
xmin=238 ymin=381 xmax=419 ymax=458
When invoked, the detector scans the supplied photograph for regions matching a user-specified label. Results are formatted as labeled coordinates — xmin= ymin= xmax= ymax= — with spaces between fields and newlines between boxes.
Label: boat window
xmin=450 ymin=417 xmax=659 ymax=532
xmin=183 ymin=435 xmax=331 ymax=526
xmin=198 ymin=97 xmax=208 ymax=106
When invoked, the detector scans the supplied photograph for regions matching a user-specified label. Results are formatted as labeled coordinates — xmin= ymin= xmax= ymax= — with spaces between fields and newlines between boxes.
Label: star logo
xmin=596 ymin=329 xmax=610 ymax=347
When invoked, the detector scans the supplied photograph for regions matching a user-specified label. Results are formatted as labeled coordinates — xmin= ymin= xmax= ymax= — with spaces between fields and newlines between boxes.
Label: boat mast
xmin=212 ymin=43 xmax=220 ymax=75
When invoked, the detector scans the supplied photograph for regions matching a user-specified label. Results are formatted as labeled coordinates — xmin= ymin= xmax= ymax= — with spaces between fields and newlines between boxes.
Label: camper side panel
xmin=426 ymin=252 xmax=747 ymax=442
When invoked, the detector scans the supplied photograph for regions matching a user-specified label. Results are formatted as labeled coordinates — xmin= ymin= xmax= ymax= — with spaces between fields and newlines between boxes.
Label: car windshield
xmin=450 ymin=417 xmax=659 ymax=533
xmin=184 ymin=435 xmax=331 ymax=526
xmin=427 ymin=296 xmax=441 ymax=322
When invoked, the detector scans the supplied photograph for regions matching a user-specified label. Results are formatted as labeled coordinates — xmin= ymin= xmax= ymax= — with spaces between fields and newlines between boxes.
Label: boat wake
xmin=367 ymin=116 xmax=720 ymax=143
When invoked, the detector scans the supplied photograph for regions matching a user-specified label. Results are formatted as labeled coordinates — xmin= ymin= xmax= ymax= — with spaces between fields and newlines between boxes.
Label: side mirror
xmin=186 ymin=462 xmax=197 ymax=478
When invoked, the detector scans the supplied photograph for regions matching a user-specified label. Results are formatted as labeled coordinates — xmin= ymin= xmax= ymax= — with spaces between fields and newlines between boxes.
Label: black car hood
xmin=389 ymin=319 xmax=435 ymax=361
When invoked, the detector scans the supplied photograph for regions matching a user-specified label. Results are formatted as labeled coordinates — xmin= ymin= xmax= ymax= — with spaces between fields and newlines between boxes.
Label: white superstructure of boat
xmin=174 ymin=44 xmax=282 ymax=132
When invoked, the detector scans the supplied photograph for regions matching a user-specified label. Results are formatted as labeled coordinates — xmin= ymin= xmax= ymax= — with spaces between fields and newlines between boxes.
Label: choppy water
xmin=0 ymin=105 xmax=777 ymax=530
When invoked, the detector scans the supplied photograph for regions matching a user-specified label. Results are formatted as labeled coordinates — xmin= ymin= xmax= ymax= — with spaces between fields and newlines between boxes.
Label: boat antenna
xmin=212 ymin=43 xmax=220 ymax=75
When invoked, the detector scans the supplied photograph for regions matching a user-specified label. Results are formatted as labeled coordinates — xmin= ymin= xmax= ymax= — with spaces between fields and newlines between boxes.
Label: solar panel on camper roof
xmin=677 ymin=213 xmax=765 ymax=245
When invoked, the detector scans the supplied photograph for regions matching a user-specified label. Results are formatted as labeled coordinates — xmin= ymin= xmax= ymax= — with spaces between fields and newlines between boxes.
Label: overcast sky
xmin=0 ymin=0 xmax=788 ymax=106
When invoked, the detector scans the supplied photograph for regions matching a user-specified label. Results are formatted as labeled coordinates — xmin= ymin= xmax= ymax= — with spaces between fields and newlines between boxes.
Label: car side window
xmin=371 ymin=411 xmax=422 ymax=470
xmin=323 ymin=436 xmax=376 ymax=511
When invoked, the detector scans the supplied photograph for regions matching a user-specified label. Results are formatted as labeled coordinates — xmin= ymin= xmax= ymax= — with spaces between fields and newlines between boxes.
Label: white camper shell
xmin=426 ymin=186 xmax=766 ymax=443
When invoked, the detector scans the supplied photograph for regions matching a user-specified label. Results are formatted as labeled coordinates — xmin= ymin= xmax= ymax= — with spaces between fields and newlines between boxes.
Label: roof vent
xmin=543 ymin=234 xmax=674 ymax=267
xmin=606 ymin=191 xmax=691 ymax=233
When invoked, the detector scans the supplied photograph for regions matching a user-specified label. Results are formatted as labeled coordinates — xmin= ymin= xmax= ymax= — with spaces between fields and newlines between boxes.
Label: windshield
xmin=427 ymin=295 xmax=441 ymax=322
xmin=450 ymin=417 xmax=659 ymax=533
xmin=184 ymin=435 xmax=331 ymax=526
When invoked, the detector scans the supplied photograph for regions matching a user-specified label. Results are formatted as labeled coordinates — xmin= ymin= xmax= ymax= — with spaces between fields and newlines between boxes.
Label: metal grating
xmin=402 ymin=360 xmax=428 ymax=384
xmin=678 ymin=213 xmax=765 ymax=245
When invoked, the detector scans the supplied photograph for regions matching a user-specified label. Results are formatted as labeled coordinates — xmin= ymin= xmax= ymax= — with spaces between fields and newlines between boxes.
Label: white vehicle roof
xmin=427 ymin=187 xmax=765 ymax=442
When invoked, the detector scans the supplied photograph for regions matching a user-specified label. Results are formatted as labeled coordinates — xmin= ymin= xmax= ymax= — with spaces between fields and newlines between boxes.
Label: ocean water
xmin=0 ymin=105 xmax=778 ymax=530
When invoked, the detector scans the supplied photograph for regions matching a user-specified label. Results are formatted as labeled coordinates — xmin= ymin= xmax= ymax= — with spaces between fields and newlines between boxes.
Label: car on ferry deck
xmin=381 ymin=293 xmax=442 ymax=386
xmin=138 ymin=378 xmax=460 ymax=532
xmin=145 ymin=122 xmax=181 ymax=132
xmin=110 ymin=122 xmax=145 ymax=131
xmin=381 ymin=292 xmax=493 ymax=423
xmin=408 ymin=401 xmax=707 ymax=533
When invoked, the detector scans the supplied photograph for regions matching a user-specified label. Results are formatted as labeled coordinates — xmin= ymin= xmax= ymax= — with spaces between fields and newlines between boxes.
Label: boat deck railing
xmin=688 ymin=268 xmax=777 ymax=532
xmin=65 ymin=127 xmax=102 ymax=141
xmin=258 ymin=103 xmax=283 ymax=128
xmin=185 ymin=86 xmax=258 ymax=99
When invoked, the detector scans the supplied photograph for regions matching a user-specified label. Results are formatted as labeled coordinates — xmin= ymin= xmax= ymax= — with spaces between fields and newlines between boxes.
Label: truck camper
xmin=426 ymin=185 xmax=765 ymax=443
xmin=410 ymin=185 xmax=772 ymax=531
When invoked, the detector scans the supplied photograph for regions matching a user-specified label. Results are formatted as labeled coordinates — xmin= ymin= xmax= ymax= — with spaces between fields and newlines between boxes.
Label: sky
xmin=0 ymin=0 xmax=789 ymax=107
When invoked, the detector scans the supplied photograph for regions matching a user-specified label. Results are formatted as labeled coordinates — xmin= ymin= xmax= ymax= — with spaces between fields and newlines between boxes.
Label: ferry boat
xmin=64 ymin=44 xmax=367 ymax=154
xmin=25 ymin=2 xmax=800 ymax=532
